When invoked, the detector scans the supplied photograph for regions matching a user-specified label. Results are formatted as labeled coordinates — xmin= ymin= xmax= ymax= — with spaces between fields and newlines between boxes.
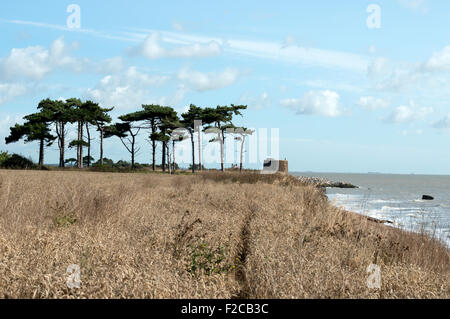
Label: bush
xmin=89 ymin=164 xmax=121 ymax=172
xmin=0 ymin=153 xmax=36 ymax=169
xmin=93 ymin=158 xmax=115 ymax=166
xmin=89 ymin=163 xmax=144 ymax=173
xmin=0 ymin=151 xmax=11 ymax=167
xmin=188 ymin=241 xmax=234 ymax=276
xmin=115 ymin=160 xmax=131 ymax=168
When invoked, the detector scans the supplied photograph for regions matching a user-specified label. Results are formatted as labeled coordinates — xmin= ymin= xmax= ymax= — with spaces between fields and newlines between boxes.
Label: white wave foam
xmin=381 ymin=206 xmax=422 ymax=212
xmin=369 ymin=199 xmax=402 ymax=204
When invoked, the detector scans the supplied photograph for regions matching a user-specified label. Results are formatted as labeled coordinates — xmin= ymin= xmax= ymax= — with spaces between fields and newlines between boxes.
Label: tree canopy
xmin=4 ymin=98 xmax=248 ymax=171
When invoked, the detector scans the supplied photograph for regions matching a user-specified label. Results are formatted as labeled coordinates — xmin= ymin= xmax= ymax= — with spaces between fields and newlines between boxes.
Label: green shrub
xmin=115 ymin=160 xmax=130 ymax=168
xmin=0 ymin=151 xmax=11 ymax=167
xmin=89 ymin=164 xmax=123 ymax=172
xmin=54 ymin=214 xmax=78 ymax=227
xmin=89 ymin=163 xmax=144 ymax=173
xmin=0 ymin=153 xmax=36 ymax=169
xmin=93 ymin=158 xmax=114 ymax=166
xmin=51 ymin=201 xmax=77 ymax=227
xmin=188 ymin=241 xmax=234 ymax=275
xmin=91 ymin=159 xmax=148 ymax=171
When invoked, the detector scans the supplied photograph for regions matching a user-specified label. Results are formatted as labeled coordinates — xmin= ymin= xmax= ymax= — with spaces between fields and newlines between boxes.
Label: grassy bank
xmin=0 ymin=170 xmax=448 ymax=298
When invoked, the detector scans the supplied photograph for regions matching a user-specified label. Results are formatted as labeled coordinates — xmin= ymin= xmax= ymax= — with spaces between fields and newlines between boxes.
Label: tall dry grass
xmin=0 ymin=170 xmax=448 ymax=298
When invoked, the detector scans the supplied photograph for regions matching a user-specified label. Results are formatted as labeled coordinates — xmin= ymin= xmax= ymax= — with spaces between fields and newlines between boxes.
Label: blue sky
xmin=2 ymin=0 xmax=450 ymax=174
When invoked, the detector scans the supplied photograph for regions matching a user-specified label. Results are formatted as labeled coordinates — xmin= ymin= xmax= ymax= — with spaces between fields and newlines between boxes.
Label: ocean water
xmin=291 ymin=172 xmax=450 ymax=247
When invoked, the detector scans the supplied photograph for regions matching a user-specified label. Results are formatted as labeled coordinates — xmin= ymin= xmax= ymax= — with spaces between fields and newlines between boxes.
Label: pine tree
xmin=202 ymin=104 xmax=247 ymax=171
xmin=5 ymin=111 xmax=56 ymax=166
xmin=181 ymin=104 xmax=203 ymax=173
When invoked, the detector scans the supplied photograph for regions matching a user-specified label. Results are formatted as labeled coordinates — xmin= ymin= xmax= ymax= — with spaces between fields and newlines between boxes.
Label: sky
xmin=1 ymin=0 xmax=450 ymax=174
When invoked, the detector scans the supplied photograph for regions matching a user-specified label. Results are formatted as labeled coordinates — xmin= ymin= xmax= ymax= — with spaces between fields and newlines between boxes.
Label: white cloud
xmin=172 ymin=41 xmax=221 ymax=58
xmin=0 ymin=83 xmax=28 ymax=105
xmin=402 ymin=129 xmax=424 ymax=136
xmin=177 ymin=67 xmax=241 ymax=92
xmin=282 ymin=35 xmax=296 ymax=48
xmin=0 ymin=37 xmax=84 ymax=81
xmin=368 ymin=58 xmax=424 ymax=92
xmin=3 ymin=20 xmax=370 ymax=72
xmin=432 ymin=114 xmax=450 ymax=129
xmin=356 ymin=96 xmax=390 ymax=110
xmin=423 ymin=46 xmax=450 ymax=71
xmin=301 ymin=79 xmax=363 ymax=93
xmin=0 ymin=46 xmax=51 ymax=80
xmin=96 ymin=56 xmax=124 ymax=74
xmin=0 ymin=115 xmax=13 ymax=136
xmin=240 ymin=91 xmax=271 ymax=109
xmin=367 ymin=57 xmax=391 ymax=78
xmin=0 ymin=37 xmax=130 ymax=106
xmin=85 ymin=66 xmax=170 ymax=109
xmin=154 ymin=85 xmax=188 ymax=109
xmin=172 ymin=22 xmax=184 ymax=32
xmin=375 ymin=70 xmax=418 ymax=92
xmin=398 ymin=0 xmax=428 ymax=12
xmin=388 ymin=106 xmax=415 ymax=123
xmin=227 ymin=38 xmax=368 ymax=72
xmin=123 ymin=66 xmax=169 ymax=86
xmin=384 ymin=101 xmax=433 ymax=123
xmin=87 ymin=85 xmax=141 ymax=110
xmin=4 ymin=19 xmax=136 ymax=43
xmin=369 ymin=47 xmax=450 ymax=92
xmin=127 ymin=28 xmax=369 ymax=72
xmin=280 ymin=90 xmax=341 ymax=117
xmin=0 ymin=113 xmax=25 ymax=138
xmin=367 ymin=56 xmax=431 ymax=93
xmin=133 ymin=33 xmax=221 ymax=59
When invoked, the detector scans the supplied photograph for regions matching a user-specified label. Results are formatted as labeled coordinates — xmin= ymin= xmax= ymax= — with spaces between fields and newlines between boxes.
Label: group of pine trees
xmin=4 ymin=98 xmax=254 ymax=173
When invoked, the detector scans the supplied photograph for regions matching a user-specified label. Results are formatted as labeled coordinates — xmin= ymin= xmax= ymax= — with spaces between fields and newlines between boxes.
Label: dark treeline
xmin=4 ymin=99 xmax=254 ymax=173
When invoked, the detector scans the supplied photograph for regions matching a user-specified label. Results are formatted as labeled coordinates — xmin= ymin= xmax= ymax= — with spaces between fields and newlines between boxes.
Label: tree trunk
xmin=167 ymin=143 xmax=171 ymax=175
xmin=39 ymin=138 xmax=44 ymax=167
xmin=56 ymin=122 xmax=65 ymax=168
xmin=172 ymin=140 xmax=176 ymax=173
xmin=77 ymin=122 xmax=81 ymax=168
xmin=60 ymin=123 xmax=65 ymax=168
xmin=220 ymin=130 xmax=224 ymax=172
xmin=152 ymin=139 xmax=156 ymax=171
xmin=79 ymin=122 xmax=84 ymax=168
xmin=151 ymin=119 xmax=156 ymax=171
xmin=86 ymin=123 xmax=91 ymax=167
xmin=162 ymin=141 xmax=166 ymax=172
xmin=190 ymin=133 xmax=195 ymax=173
xmin=131 ymin=135 xmax=135 ymax=169
xmin=240 ymin=136 xmax=245 ymax=172
xmin=197 ymin=125 xmax=202 ymax=171
xmin=100 ymin=128 xmax=104 ymax=165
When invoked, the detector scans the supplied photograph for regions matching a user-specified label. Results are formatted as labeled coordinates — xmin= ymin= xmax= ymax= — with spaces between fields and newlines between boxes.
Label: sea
xmin=291 ymin=172 xmax=450 ymax=248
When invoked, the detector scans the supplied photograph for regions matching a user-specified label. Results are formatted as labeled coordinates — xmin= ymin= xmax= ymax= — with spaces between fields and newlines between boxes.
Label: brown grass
xmin=0 ymin=169 xmax=448 ymax=298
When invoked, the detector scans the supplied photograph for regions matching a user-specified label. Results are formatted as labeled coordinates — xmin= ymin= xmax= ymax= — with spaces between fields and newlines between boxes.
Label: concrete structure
xmin=278 ymin=160 xmax=288 ymax=173
xmin=262 ymin=158 xmax=288 ymax=174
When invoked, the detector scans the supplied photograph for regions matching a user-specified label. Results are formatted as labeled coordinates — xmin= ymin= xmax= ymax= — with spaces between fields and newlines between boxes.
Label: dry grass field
xmin=0 ymin=169 xmax=448 ymax=298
